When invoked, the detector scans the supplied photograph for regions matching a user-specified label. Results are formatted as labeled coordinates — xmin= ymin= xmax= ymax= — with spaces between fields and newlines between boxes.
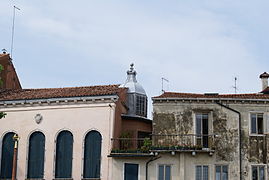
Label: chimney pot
xmin=260 ymin=72 xmax=269 ymax=91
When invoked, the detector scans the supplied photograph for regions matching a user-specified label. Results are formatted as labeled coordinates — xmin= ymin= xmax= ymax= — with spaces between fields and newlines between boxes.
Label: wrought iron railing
xmin=110 ymin=134 xmax=216 ymax=154
xmin=151 ymin=134 xmax=216 ymax=151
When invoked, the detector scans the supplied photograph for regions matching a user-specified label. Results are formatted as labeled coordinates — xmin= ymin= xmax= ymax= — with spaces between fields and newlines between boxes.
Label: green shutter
xmin=27 ymin=132 xmax=45 ymax=178
xmin=83 ymin=130 xmax=102 ymax=178
xmin=0 ymin=132 xmax=15 ymax=178
xmin=55 ymin=131 xmax=73 ymax=178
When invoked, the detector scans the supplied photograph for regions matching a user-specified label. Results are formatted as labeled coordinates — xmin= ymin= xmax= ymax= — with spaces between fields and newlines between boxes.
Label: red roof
xmin=0 ymin=85 xmax=125 ymax=101
xmin=153 ymin=92 xmax=269 ymax=100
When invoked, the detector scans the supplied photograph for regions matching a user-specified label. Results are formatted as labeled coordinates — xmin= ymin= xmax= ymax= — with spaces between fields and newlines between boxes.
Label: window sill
xmin=249 ymin=134 xmax=266 ymax=137
xmin=53 ymin=178 xmax=73 ymax=180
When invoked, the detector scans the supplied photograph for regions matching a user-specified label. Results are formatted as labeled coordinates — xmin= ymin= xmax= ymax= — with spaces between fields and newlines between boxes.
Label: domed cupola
xmin=120 ymin=63 xmax=147 ymax=117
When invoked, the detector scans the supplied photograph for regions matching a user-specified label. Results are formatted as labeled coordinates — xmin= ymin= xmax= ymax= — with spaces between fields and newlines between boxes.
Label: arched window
xmin=27 ymin=132 xmax=45 ymax=178
xmin=83 ymin=130 xmax=102 ymax=178
xmin=0 ymin=132 xmax=15 ymax=178
xmin=55 ymin=131 xmax=73 ymax=178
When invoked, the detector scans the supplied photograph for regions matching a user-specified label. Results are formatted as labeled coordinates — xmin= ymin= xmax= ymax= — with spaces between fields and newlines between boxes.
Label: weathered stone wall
xmin=153 ymin=100 xmax=269 ymax=180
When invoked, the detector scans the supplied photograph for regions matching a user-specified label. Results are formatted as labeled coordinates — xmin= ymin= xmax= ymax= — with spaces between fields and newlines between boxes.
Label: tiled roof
xmin=153 ymin=92 xmax=269 ymax=100
xmin=0 ymin=85 xmax=125 ymax=101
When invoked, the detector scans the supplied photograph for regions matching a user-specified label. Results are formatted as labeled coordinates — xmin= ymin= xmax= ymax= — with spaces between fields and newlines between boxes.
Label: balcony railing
xmin=110 ymin=134 xmax=216 ymax=155
xmin=151 ymin=134 xmax=215 ymax=151
xmin=111 ymin=138 xmax=151 ymax=154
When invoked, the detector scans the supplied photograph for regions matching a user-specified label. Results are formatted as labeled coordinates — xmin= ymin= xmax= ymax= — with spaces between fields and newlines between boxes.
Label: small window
xmin=124 ymin=163 xmax=139 ymax=180
xmin=158 ymin=165 xmax=171 ymax=180
xmin=216 ymin=165 xmax=228 ymax=180
xmin=252 ymin=166 xmax=265 ymax=180
xmin=195 ymin=165 xmax=208 ymax=180
xmin=251 ymin=114 xmax=263 ymax=134
xmin=136 ymin=95 xmax=147 ymax=117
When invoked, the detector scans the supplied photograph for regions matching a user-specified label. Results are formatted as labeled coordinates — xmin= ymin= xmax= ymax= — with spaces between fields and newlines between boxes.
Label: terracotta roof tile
xmin=153 ymin=92 xmax=269 ymax=100
xmin=0 ymin=84 xmax=125 ymax=101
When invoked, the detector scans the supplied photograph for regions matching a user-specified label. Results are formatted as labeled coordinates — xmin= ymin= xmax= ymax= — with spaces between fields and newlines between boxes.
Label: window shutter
xmin=0 ymin=132 xmax=15 ymax=178
xmin=27 ymin=132 xmax=45 ymax=178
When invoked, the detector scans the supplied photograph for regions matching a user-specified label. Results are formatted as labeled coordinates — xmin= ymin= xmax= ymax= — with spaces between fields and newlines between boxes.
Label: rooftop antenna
xmin=161 ymin=77 xmax=169 ymax=93
xmin=10 ymin=5 xmax=20 ymax=58
xmin=232 ymin=77 xmax=238 ymax=94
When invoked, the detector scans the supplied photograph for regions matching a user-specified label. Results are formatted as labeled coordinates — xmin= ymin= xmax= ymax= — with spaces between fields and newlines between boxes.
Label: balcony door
xmin=196 ymin=114 xmax=208 ymax=148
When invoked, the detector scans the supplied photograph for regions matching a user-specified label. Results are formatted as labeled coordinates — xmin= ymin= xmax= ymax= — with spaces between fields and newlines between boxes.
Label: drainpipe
xmin=146 ymin=155 xmax=161 ymax=180
xmin=215 ymin=101 xmax=242 ymax=180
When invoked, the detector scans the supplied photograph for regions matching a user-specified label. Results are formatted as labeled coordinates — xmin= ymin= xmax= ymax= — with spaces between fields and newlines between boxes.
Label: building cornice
xmin=0 ymin=95 xmax=119 ymax=108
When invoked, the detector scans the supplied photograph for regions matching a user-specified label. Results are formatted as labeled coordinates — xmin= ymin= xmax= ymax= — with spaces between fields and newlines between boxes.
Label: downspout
xmin=146 ymin=156 xmax=161 ymax=180
xmin=215 ymin=101 xmax=242 ymax=180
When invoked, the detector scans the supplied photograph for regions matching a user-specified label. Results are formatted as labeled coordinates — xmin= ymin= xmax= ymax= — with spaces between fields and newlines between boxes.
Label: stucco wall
xmin=0 ymin=102 xmax=116 ymax=180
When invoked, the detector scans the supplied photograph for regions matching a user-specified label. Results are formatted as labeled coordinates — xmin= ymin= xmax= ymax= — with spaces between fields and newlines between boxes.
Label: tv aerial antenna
xmin=161 ymin=77 xmax=169 ymax=93
xmin=10 ymin=5 xmax=21 ymax=58
xmin=232 ymin=77 xmax=238 ymax=94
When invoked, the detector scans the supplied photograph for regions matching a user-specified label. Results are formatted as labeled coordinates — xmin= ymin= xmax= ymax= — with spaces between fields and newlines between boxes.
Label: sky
xmin=1 ymin=0 xmax=269 ymax=115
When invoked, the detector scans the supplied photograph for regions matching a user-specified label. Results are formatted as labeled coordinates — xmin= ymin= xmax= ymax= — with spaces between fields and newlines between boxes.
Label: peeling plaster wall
xmin=152 ymin=101 xmax=269 ymax=180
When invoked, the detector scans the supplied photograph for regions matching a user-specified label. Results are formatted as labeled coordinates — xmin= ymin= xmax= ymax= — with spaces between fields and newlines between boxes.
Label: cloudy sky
xmin=1 ymin=1 xmax=269 ymax=107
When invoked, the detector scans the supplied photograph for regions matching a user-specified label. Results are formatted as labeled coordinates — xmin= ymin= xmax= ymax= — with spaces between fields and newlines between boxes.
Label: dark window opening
xmin=252 ymin=166 xmax=265 ymax=180
xmin=251 ymin=114 xmax=263 ymax=134
xmin=27 ymin=132 xmax=45 ymax=178
xmin=83 ymin=130 xmax=102 ymax=179
xmin=55 ymin=131 xmax=73 ymax=178
xmin=196 ymin=114 xmax=209 ymax=148
xmin=0 ymin=132 xmax=15 ymax=178
xmin=124 ymin=163 xmax=138 ymax=180
xmin=136 ymin=95 xmax=147 ymax=117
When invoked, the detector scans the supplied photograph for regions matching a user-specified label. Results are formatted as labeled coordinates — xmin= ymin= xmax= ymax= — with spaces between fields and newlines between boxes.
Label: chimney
xmin=259 ymin=72 xmax=269 ymax=91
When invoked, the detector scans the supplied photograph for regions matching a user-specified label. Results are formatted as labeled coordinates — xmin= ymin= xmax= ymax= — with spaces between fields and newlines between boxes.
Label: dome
xmin=120 ymin=63 xmax=146 ymax=95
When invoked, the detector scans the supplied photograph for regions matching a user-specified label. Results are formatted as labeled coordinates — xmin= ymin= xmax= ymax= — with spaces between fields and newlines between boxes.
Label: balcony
xmin=110 ymin=138 xmax=153 ymax=157
xmin=109 ymin=134 xmax=215 ymax=157
xmin=151 ymin=134 xmax=215 ymax=152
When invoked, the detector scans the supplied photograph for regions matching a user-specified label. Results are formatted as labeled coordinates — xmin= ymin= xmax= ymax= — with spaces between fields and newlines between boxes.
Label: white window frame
xmin=215 ymin=164 xmax=228 ymax=180
xmin=194 ymin=113 xmax=209 ymax=147
xmin=249 ymin=113 xmax=265 ymax=136
xmin=157 ymin=164 xmax=172 ymax=180
xmin=251 ymin=164 xmax=266 ymax=180
xmin=195 ymin=165 xmax=209 ymax=180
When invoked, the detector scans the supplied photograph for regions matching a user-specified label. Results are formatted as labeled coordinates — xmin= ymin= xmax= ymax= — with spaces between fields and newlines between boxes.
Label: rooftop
xmin=0 ymin=84 xmax=125 ymax=101
xmin=153 ymin=92 xmax=269 ymax=100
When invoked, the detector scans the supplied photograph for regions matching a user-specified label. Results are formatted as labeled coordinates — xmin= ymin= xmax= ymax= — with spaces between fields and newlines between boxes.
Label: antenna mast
xmin=10 ymin=5 xmax=20 ymax=58
xmin=232 ymin=77 xmax=238 ymax=94
xmin=161 ymin=77 xmax=169 ymax=93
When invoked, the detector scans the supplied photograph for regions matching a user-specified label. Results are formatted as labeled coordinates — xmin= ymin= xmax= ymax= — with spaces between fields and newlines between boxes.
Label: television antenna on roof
xmin=10 ymin=5 xmax=21 ymax=58
xmin=232 ymin=77 xmax=238 ymax=94
xmin=161 ymin=77 xmax=169 ymax=93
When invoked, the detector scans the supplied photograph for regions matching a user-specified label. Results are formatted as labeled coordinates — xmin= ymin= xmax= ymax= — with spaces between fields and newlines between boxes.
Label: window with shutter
xmin=55 ymin=131 xmax=73 ymax=178
xmin=83 ymin=130 xmax=102 ymax=178
xmin=0 ymin=132 xmax=15 ymax=178
xmin=27 ymin=132 xmax=45 ymax=178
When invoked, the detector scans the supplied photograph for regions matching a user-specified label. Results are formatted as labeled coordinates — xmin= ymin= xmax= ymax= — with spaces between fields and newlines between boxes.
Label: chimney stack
xmin=259 ymin=72 xmax=269 ymax=91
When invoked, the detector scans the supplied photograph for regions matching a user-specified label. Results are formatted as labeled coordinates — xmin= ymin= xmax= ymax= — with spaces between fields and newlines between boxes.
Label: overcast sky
xmin=1 ymin=1 xmax=269 ymax=106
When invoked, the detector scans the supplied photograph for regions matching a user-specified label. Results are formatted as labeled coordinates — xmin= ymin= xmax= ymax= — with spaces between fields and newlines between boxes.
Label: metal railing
xmin=151 ymin=134 xmax=216 ymax=151
xmin=110 ymin=134 xmax=216 ymax=154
